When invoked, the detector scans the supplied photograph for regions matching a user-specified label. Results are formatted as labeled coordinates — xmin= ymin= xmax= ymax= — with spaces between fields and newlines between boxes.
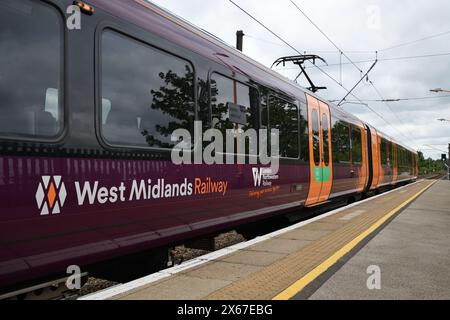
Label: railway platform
xmin=82 ymin=178 xmax=450 ymax=300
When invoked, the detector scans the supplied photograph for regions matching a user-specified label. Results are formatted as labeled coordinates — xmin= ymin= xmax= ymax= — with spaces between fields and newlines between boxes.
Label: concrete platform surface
xmin=82 ymin=179 xmax=444 ymax=300
xmin=308 ymin=179 xmax=450 ymax=300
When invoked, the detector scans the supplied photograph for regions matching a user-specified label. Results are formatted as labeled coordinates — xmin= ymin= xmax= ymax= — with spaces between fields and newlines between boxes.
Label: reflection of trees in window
xmin=331 ymin=119 xmax=350 ymax=163
xmin=299 ymin=104 xmax=309 ymax=162
xmin=210 ymin=77 xmax=231 ymax=133
xmin=351 ymin=128 xmax=362 ymax=163
xmin=322 ymin=113 xmax=330 ymax=166
xmin=198 ymin=76 xmax=211 ymax=134
xmin=380 ymin=139 xmax=387 ymax=165
xmin=269 ymin=96 xmax=299 ymax=159
xmin=387 ymin=141 xmax=392 ymax=165
xmin=311 ymin=110 xmax=320 ymax=165
xmin=101 ymin=30 xmax=195 ymax=149
xmin=209 ymin=74 xmax=259 ymax=155
xmin=142 ymin=65 xmax=195 ymax=148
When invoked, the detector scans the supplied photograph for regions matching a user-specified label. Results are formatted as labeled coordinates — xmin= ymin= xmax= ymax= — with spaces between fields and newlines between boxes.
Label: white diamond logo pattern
xmin=35 ymin=176 xmax=68 ymax=215
xmin=42 ymin=176 xmax=50 ymax=188
xmin=59 ymin=183 xmax=67 ymax=207
xmin=35 ymin=183 xmax=45 ymax=209
xmin=54 ymin=176 xmax=62 ymax=188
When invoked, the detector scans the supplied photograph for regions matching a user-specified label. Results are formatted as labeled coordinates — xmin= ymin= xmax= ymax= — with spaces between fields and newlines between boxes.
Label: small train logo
xmin=35 ymin=176 xmax=67 ymax=215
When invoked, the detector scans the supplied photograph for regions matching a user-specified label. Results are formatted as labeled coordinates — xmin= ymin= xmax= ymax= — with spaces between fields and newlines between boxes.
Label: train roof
xmin=89 ymin=0 xmax=416 ymax=155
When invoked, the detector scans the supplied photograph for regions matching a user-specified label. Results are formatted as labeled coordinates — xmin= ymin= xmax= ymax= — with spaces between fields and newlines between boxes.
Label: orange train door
xmin=305 ymin=95 xmax=333 ymax=206
xmin=369 ymin=126 xmax=380 ymax=190
xmin=392 ymin=144 xmax=398 ymax=184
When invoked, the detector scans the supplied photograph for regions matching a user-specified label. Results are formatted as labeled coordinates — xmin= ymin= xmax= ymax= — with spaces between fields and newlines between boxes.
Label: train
xmin=0 ymin=0 xmax=418 ymax=295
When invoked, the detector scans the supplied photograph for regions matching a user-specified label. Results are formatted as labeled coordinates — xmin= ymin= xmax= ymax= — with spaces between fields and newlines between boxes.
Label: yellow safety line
xmin=273 ymin=180 xmax=437 ymax=300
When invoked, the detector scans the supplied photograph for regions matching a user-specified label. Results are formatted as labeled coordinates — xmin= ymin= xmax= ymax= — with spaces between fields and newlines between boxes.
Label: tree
xmin=141 ymin=65 xmax=195 ymax=148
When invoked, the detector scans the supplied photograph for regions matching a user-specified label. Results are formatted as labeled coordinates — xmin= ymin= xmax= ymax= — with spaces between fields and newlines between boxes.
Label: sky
xmin=151 ymin=0 xmax=450 ymax=159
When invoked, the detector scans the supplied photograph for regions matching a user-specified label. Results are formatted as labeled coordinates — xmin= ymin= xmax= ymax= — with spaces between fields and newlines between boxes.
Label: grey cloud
xmin=151 ymin=0 xmax=450 ymax=158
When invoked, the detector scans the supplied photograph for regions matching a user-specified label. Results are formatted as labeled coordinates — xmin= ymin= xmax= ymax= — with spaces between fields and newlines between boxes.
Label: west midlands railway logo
xmin=35 ymin=176 xmax=67 ymax=215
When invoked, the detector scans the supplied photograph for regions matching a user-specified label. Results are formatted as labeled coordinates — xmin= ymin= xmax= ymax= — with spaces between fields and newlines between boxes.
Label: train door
xmin=369 ymin=126 xmax=380 ymax=190
xmin=305 ymin=95 xmax=333 ymax=206
xmin=392 ymin=144 xmax=398 ymax=184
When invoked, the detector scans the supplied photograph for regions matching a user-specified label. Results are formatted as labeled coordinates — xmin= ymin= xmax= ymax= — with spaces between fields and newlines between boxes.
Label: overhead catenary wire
xmin=331 ymin=95 xmax=450 ymax=103
xmin=248 ymin=28 xmax=450 ymax=56
xmin=380 ymin=30 xmax=450 ymax=52
xmin=245 ymin=34 xmax=375 ymax=53
xmin=288 ymin=0 xmax=365 ymax=74
xmin=275 ymin=52 xmax=450 ymax=70
xmin=423 ymin=145 xmax=448 ymax=153
xmin=227 ymin=0 xmax=418 ymax=148
xmin=284 ymin=0 xmax=441 ymax=149
xmin=227 ymin=0 xmax=366 ymax=103
xmin=369 ymin=81 xmax=418 ymax=148
xmin=285 ymin=0 xmax=416 ymax=148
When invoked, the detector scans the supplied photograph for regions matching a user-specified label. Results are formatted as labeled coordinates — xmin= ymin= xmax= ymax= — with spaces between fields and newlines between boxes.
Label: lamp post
xmin=431 ymin=90 xmax=450 ymax=178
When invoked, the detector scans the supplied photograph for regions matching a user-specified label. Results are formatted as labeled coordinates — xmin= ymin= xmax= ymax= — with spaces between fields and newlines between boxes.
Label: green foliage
xmin=417 ymin=151 xmax=446 ymax=175
xmin=142 ymin=65 xmax=195 ymax=148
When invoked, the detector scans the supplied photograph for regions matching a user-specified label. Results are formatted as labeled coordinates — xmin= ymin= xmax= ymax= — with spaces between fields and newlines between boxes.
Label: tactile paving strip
xmin=205 ymin=180 xmax=432 ymax=300
xmin=113 ymin=180 xmax=432 ymax=300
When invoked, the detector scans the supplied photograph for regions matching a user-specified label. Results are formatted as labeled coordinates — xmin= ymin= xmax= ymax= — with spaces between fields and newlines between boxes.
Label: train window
xmin=261 ymin=94 xmax=268 ymax=128
xmin=331 ymin=119 xmax=350 ymax=163
xmin=268 ymin=95 xmax=299 ymax=158
xmin=398 ymin=147 xmax=404 ymax=168
xmin=0 ymin=0 xmax=63 ymax=138
xmin=100 ymin=30 xmax=195 ymax=149
xmin=311 ymin=110 xmax=320 ymax=165
xmin=102 ymin=99 xmax=112 ymax=126
xmin=299 ymin=103 xmax=309 ymax=162
xmin=351 ymin=127 xmax=362 ymax=164
xmin=387 ymin=141 xmax=392 ymax=165
xmin=380 ymin=139 xmax=387 ymax=165
xmin=210 ymin=73 xmax=259 ymax=155
xmin=322 ymin=113 xmax=329 ymax=166
xmin=210 ymin=74 xmax=258 ymax=131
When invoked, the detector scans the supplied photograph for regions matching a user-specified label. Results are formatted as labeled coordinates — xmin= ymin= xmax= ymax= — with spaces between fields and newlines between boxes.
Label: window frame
xmin=96 ymin=25 xmax=197 ymax=153
xmin=266 ymin=93 xmax=301 ymax=160
xmin=207 ymin=70 xmax=261 ymax=158
xmin=321 ymin=112 xmax=330 ymax=166
xmin=331 ymin=118 xmax=351 ymax=164
xmin=351 ymin=126 xmax=363 ymax=164
xmin=208 ymin=71 xmax=260 ymax=128
xmin=311 ymin=109 xmax=321 ymax=165
xmin=380 ymin=138 xmax=388 ymax=166
xmin=0 ymin=0 xmax=67 ymax=143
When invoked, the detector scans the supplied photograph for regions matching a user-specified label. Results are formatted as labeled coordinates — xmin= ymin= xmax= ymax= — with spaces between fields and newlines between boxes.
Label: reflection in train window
xmin=387 ymin=141 xmax=392 ymax=165
xmin=210 ymin=74 xmax=258 ymax=131
xmin=331 ymin=119 xmax=350 ymax=163
xmin=269 ymin=96 xmax=299 ymax=159
xmin=101 ymin=29 xmax=195 ymax=149
xmin=210 ymin=73 xmax=259 ymax=155
xmin=299 ymin=103 xmax=309 ymax=163
xmin=311 ymin=110 xmax=320 ymax=165
xmin=102 ymin=99 xmax=112 ymax=125
xmin=380 ymin=138 xmax=388 ymax=165
xmin=351 ymin=127 xmax=362 ymax=164
xmin=0 ymin=0 xmax=63 ymax=138
xmin=322 ymin=113 xmax=330 ymax=166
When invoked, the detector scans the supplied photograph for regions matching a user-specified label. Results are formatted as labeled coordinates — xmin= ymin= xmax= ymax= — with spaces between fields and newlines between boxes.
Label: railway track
xmin=6 ymin=176 xmax=443 ymax=301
